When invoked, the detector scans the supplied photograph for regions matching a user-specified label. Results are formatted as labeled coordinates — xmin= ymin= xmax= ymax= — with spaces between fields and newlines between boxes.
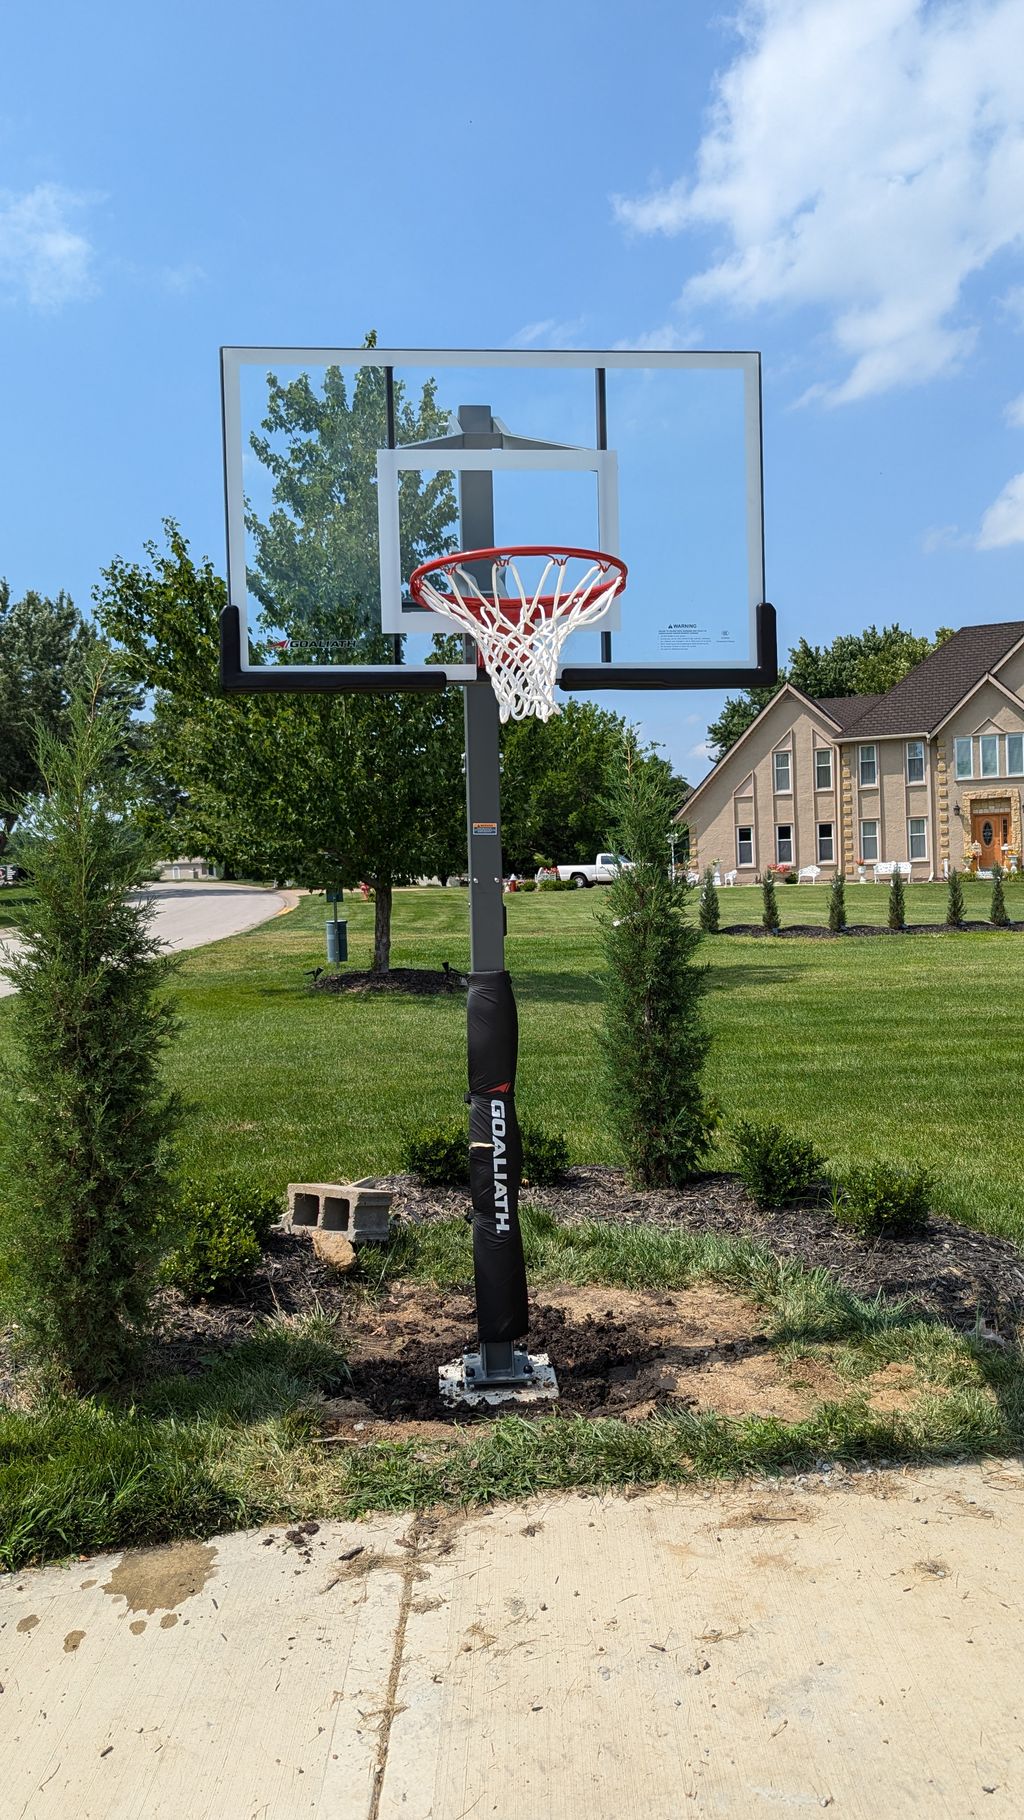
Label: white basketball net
xmin=412 ymin=551 xmax=624 ymax=722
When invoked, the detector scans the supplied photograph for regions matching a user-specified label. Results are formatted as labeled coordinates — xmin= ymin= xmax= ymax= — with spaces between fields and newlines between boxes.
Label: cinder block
xmin=284 ymin=1181 xmax=392 ymax=1244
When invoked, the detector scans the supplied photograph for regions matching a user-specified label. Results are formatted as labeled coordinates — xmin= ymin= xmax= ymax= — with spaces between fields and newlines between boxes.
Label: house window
xmin=814 ymin=748 xmax=833 ymax=790
xmin=736 ymin=826 xmax=754 ymax=866
xmin=859 ymin=744 xmax=877 ymax=786
xmin=817 ymin=822 xmax=834 ymax=862
xmin=776 ymin=825 xmax=793 ymax=865
xmin=954 ymin=737 xmax=973 ymax=779
xmin=908 ymin=817 xmax=927 ymax=860
xmin=980 ymin=734 xmax=999 ymax=777
xmin=773 ymin=749 xmax=792 ymax=793
xmin=860 ymin=819 xmax=879 ymax=862
xmin=906 ymin=740 xmax=925 ymax=783
xmin=1008 ymin=733 xmax=1024 ymax=776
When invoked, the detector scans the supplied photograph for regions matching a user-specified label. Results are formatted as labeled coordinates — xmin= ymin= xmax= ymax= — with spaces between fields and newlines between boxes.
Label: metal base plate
xmin=438 ymin=1349 xmax=559 ymax=1410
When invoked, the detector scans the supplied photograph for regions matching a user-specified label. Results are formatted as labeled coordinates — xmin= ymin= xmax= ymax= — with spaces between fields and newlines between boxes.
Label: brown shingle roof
xmin=827 ymin=622 xmax=1024 ymax=738
xmin=811 ymin=693 xmax=885 ymax=730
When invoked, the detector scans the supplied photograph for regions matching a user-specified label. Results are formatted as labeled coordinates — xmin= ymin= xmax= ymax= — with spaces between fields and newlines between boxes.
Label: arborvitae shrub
xmin=945 ymin=868 xmax=965 ymax=928
xmin=991 ymin=866 xmax=1010 ymax=927
xmin=827 ymin=874 xmax=847 ymax=933
xmin=761 ymin=872 xmax=781 ymax=933
xmin=0 ymin=674 xmax=180 ymax=1390
xmin=601 ymin=754 xmax=717 ymax=1186
xmin=888 ymin=868 xmax=907 ymax=930
xmin=698 ymin=866 xmax=720 ymax=933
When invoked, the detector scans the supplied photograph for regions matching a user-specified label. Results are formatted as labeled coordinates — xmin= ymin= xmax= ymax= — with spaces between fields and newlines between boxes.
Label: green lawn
xmin=0 ymin=878 xmax=1019 ymax=1242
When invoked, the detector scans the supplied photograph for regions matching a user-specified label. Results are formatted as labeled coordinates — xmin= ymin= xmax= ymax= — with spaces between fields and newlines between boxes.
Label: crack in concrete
xmin=366 ymin=1534 xmax=420 ymax=1820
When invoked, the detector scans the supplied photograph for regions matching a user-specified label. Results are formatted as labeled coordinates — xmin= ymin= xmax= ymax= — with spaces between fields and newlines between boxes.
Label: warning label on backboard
xmin=659 ymin=623 xmax=737 ymax=653
xmin=472 ymin=822 xmax=498 ymax=837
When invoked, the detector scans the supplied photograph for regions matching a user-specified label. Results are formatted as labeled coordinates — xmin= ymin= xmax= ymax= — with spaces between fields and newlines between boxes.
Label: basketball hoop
xmin=408 ymin=545 xmax=627 ymax=722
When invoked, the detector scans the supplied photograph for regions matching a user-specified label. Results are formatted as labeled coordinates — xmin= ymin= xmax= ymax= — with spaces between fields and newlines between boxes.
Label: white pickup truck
xmin=540 ymin=853 xmax=633 ymax=888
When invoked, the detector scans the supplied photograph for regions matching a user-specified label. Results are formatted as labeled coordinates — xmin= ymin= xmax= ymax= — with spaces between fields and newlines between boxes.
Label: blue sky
xmin=2 ymin=0 xmax=1023 ymax=780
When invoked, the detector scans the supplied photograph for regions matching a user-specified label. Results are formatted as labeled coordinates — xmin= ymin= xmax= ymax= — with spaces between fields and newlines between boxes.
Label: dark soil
xmin=310 ymin=966 xmax=466 ymax=995
xmin=371 ymin=1168 xmax=1024 ymax=1331
xmin=719 ymin=922 xmax=1023 ymax=938
xmin=344 ymin=1293 xmax=687 ymax=1422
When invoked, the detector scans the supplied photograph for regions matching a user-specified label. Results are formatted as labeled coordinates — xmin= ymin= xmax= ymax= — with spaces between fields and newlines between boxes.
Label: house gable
xmin=683 ymin=688 xmax=845 ymax=875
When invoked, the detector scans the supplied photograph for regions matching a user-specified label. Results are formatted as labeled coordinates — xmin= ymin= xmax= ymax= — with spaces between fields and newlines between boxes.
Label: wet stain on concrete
xmin=102 ymin=1541 xmax=218 ymax=1615
xmin=159 ymin=1613 xmax=179 ymax=1629
xmin=16 ymin=1615 xmax=39 ymax=1633
xmin=129 ymin=1620 xmax=147 ymax=1636
xmin=63 ymin=1630 xmax=86 ymax=1653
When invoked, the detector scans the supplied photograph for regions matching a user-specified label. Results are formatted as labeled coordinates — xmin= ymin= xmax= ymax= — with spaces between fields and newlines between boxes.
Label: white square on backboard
xmin=376 ymin=446 xmax=621 ymax=633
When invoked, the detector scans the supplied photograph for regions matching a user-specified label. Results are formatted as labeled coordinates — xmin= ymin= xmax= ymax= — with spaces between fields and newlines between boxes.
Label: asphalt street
xmin=0 ymin=881 xmax=290 ymax=999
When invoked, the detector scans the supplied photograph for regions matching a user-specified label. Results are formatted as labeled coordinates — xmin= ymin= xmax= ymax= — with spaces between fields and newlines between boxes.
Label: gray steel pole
xmin=458 ymin=406 xmax=529 ymax=1384
xmin=458 ymin=406 xmax=506 ymax=968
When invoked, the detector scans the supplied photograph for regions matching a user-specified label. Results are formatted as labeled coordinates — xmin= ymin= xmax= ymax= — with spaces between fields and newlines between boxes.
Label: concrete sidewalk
xmin=2 ymin=1462 xmax=1022 ymax=1818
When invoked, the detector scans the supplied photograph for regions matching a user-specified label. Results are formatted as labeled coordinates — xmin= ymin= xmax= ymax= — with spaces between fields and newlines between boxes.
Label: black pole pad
xmin=466 ymin=971 xmax=529 ymax=1343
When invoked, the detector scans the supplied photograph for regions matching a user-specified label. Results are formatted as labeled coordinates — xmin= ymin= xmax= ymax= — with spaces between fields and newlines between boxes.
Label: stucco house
xmin=681 ymin=620 xmax=1024 ymax=882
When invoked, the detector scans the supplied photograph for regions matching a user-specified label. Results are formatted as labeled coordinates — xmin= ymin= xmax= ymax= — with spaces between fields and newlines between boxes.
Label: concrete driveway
xmin=2 ymin=1462 xmax=1022 ymax=1819
xmin=0 ymin=882 xmax=292 ymax=999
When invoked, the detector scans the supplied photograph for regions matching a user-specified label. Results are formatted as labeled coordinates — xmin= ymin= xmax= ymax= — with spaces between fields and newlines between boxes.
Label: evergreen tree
xmin=601 ymin=751 xmax=716 ymax=1186
xmin=991 ymin=865 xmax=1010 ymax=927
xmin=945 ymin=867 xmax=966 ymax=928
xmin=698 ymin=865 xmax=720 ymax=933
xmin=761 ymin=871 xmax=781 ymax=933
xmin=888 ymin=867 xmax=907 ymax=931
xmin=827 ymin=873 xmax=847 ymax=933
xmin=0 ymin=671 xmax=180 ymax=1390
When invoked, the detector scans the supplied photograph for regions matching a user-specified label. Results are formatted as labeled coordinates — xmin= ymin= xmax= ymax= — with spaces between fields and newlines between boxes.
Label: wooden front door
xmin=971 ymin=810 xmax=1010 ymax=870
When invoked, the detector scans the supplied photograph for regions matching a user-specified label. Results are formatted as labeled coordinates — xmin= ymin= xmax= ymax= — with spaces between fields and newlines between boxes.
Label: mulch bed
xmin=3 ymin=1170 xmax=1021 ymax=1414
xmin=310 ymin=966 xmax=465 ymax=995
xmin=719 ymin=922 xmax=1023 ymax=938
xmin=370 ymin=1168 xmax=1024 ymax=1332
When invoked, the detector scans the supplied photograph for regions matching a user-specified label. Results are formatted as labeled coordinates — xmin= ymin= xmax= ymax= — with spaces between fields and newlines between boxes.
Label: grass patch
xmin=0 ymin=1399 xmax=248 ymax=1571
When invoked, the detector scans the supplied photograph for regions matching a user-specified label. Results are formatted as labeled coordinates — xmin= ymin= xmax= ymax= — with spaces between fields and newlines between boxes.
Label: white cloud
xmin=1006 ymin=393 xmax=1024 ymax=428
xmin=922 ymin=524 xmax=967 ymax=554
xmin=156 ymin=261 xmax=206 ymax=296
xmin=506 ymin=317 xmax=586 ymax=349
xmin=0 ymin=183 xmax=98 ymax=308
xmin=614 ymin=0 xmax=1024 ymax=404
xmin=688 ymin=739 xmax=712 ymax=763
xmin=977 ymin=473 xmax=1024 ymax=548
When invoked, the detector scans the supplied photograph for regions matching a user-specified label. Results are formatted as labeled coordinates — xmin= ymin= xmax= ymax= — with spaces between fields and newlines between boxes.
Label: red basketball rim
xmin=409 ymin=545 xmax=627 ymax=617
